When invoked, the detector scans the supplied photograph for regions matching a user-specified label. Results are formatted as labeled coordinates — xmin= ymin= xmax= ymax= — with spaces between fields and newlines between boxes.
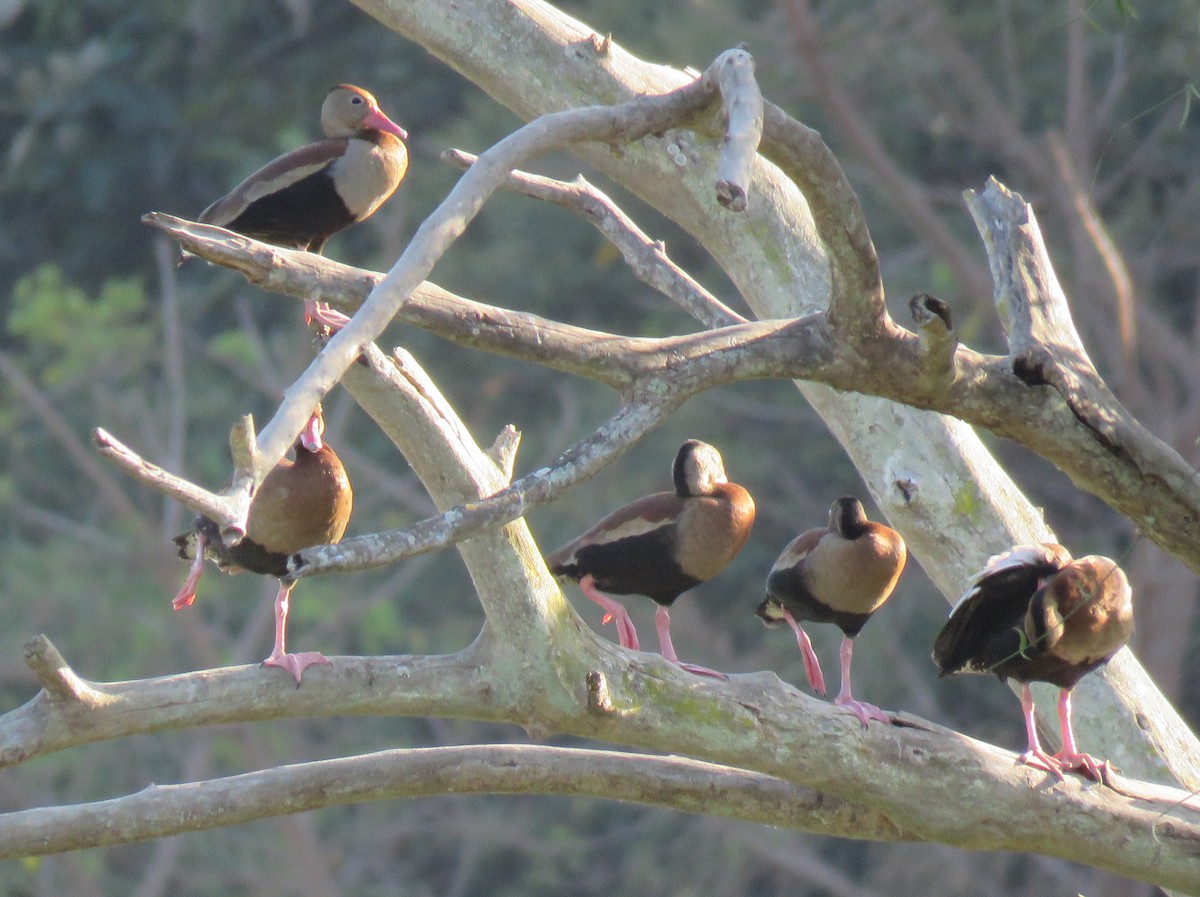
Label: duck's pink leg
xmin=261 ymin=582 xmax=330 ymax=685
xmin=1052 ymin=689 xmax=1110 ymax=782
xmin=579 ymin=575 xmax=640 ymax=650
xmin=172 ymin=532 xmax=207 ymax=611
xmin=1016 ymin=684 xmax=1065 ymax=780
xmin=779 ymin=607 xmax=826 ymax=697
xmin=832 ymin=636 xmax=890 ymax=726
xmin=655 ymin=606 xmax=727 ymax=679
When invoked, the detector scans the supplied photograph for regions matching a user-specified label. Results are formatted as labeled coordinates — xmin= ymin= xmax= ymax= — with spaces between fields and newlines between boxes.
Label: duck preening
xmin=757 ymin=496 xmax=907 ymax=726
xmin=197 ymin=84 xmax=408 ymax=328
xmin=932 ymin=543 xmax=1133 ymax=781
xmin=546 ymin=440 xmax=755 ymax=679
xmin=173 ymin=406 xmax=353 ymax=683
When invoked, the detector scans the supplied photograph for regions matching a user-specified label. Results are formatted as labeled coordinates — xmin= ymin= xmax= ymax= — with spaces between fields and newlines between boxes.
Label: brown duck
xmin=933 ymin=543 xmax=1133 ymax=781
xmin=198 ymin=84 xmax=408 ymax=328
xmin=173 ymin=406 xmax=353 ymax=683
xmin=757 ymin=496 xmax=907 ymax=726
xmin=546 ymin=440 xmax=755 ymax=678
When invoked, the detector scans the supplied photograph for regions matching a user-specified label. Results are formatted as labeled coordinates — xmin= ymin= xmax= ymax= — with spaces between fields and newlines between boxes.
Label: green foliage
xmin=206 ymin=327 xmax=260 ymax=369
xmin=8 ymin=264 xmax=153 ymax=385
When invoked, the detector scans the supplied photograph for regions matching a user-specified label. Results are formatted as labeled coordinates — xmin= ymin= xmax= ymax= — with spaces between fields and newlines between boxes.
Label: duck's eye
xmin=350 ymin=96 xmax=363 ymax=104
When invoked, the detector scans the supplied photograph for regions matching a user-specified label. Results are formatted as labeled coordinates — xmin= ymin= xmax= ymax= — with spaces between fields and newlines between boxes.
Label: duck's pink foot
xmin=1055 ymin=750 xmax=1110 ymax=783
xmin=1052 ymin=690 xmax=1111 ymax=783
xmin=172 ymin=534 xmax=207 ymax=610
xmin=675 ymin=661 xmax=729 ymax=680
xmin=580 ymin=575 xmax=640 ymax=650
xmin=262 ymin=651 xmax=331 ymax=685
xmin=835 ymin=696 xmax=890 ymax=727
xmin=780 ymin=608 xmax=825 ymax=696
xmin=1016 ymin=684 xmax=1065 ymax=780
xmin=304 ymin=299 xmax=352 ymax=331
xmin=1017 ymin=747 xmax=1066 ymax=780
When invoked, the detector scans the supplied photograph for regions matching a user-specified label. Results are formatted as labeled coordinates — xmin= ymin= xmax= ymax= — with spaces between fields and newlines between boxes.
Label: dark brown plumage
xmin=173 ymin=406 xmax=353 ymax=683
xmin=932 ymin=543 xmax=1133 ymax=781
xmin=546 ymin=440 xmax=755 ymax=678
xmin=757 ymin=496 xmax=906 ymax=725
xmin=198 ymin=84 xmax=408 ymax=328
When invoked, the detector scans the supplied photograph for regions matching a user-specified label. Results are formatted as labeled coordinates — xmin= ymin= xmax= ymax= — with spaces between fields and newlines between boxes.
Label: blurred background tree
xmin=1 ymin=0 xmax=1197 ymax=895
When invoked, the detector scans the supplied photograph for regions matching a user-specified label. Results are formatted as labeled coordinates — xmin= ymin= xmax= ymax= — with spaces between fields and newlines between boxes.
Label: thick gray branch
xmin=965 ymin=180 xmax=1200 ymax=550
xmin=2 ymin=641 xmax=1198 ymax=890
xmin=0 ymin=744 xmax=909 ymax=857
xmin=331 ymin=340 xmax=570 ymax=654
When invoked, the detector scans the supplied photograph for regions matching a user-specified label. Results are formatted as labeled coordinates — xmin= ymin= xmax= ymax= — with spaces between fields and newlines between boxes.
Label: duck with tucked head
xmin=546 ymin=440 xmax=755 ymax=679
xmin=932 ymin=543 xmax=1133 ymax=781
xmin=757 ymin=496 xmax=907 ymax=726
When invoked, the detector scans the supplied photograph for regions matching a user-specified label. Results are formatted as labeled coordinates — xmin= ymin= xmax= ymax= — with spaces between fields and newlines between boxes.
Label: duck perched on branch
xmin=172 ymin=406 xmax=353 ymax=684
xmin=546 ymin=440 xmax=755 ymax=678
xmin=197 ymin=84 xmax=408 ymax=328
xmin=757 ymin=496 xmax=906 ymax=726
xmin=932 ymin=543 xmax=1133 ymax=781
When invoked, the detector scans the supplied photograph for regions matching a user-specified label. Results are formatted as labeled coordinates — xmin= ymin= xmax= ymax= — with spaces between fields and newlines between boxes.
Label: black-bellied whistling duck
xmin=933 ymin=544 xmax=1133 ymax=781
xmin=545 ymin=440 xmax=755 ymax=679
xmin=198 ymin=84 xmax=408 ymax=328
xmin=757 ymin=496 xmax=906 ymax=726
xmin=173 ymin=406 xmax=353 ymax=683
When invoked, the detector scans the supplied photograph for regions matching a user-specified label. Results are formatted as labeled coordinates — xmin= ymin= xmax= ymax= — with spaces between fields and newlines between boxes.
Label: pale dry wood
xmin=341 ymin=0 xmax=1200 ymax=831
xmin=439 ymin=151 xmax=745 ymax=326
xmin=713 ymin=47 xmax=762 ymax=211
xmin=146 ymin=205 xmax=1200 ymax=586
xmin=0 ymin=744 xmax=909 ymax=858
xmin=2 ymin=639 xmax=1198 ymax=890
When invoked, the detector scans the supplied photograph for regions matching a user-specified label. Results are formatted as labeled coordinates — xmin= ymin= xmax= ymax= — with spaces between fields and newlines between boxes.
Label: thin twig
xmin=92 ymin=427 xmax=250 ymax=539
xmin=441 ymin=149 xmax=745 ymax=327
xmin=23 ymin=635 xmax=108 ymax=707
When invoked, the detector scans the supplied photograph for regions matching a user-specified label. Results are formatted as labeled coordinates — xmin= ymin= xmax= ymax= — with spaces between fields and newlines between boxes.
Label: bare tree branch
xmin=295 ymin=341 xmax=684 ymax=580
xmin=0 ymin=744 xmax=909 ymax=858
xmin=440 ymin=150 xmax=745 ymax=326
xmin=3 ymin=638 xmax=1199 ymax=890
xmin=714 ymin=47 xmax=763 ymax=212
xmin=56 ymin=8 xmax=1200 ymax=886
xmin=91 ymin=425 xmax=254 ymax=544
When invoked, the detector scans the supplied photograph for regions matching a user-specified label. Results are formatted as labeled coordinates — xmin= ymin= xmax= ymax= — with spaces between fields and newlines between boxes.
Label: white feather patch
xmin=556 ymin=516 xmax=673 ymax=566
xmin=947 ymin=543 xmax=1069 ymax=617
